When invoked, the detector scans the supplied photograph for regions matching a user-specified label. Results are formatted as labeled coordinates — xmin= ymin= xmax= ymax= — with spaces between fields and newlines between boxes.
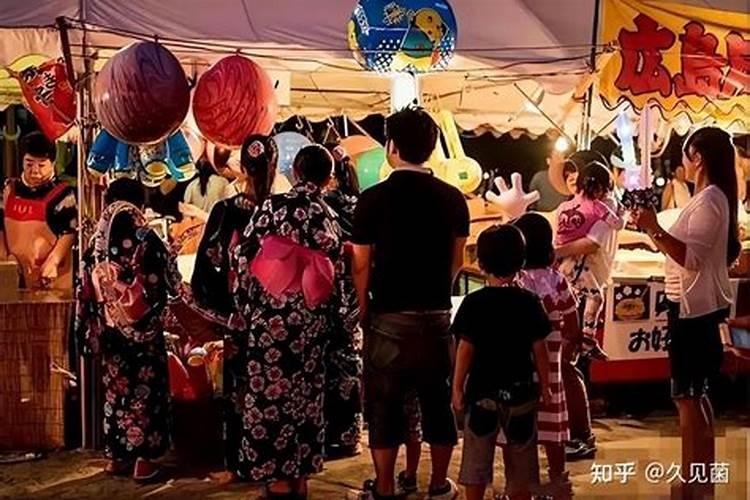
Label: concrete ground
xmin=1 ymin=417 xmax=748 ymax=499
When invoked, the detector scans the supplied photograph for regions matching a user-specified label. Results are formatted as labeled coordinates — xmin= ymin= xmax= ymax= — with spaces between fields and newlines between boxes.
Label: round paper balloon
xmin=274 ymin=132 xmax=312 ymax=182
xmin=348 ymin=0 xmax=457 ymax=73
xmin=193 ymin=55 xmax=278 ymax=147
xmin=339 ymin=135 xmax=380 ymax=159
xmin=94 ymin=42 xmax=189 ymax=145
xmin=356 ymin=147 xmax=385 ymax=190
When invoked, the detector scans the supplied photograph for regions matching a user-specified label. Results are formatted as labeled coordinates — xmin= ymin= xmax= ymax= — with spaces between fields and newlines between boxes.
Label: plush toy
xmin=485 ymin=172 xmax=540 ymax=221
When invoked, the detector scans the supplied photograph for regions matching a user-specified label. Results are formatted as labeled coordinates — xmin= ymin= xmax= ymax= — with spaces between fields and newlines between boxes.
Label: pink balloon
xmin=193 ymin=55 xmax=278 ymax=147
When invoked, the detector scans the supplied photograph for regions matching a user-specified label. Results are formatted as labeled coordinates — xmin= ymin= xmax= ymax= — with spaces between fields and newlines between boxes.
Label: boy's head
xmin=20 ymin=132 xmax=56 ymax=187
xmin=514 ymin=213 xmax=554 ymax=269
xmin=477 ymin=224 xmax=526 ymax=278
xmin=385 ymin=107 xmax=438 ymax=168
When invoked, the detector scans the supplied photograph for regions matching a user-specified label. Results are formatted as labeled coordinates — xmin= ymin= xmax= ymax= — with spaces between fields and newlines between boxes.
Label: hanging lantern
xmin=348 ymin=0 xmax=457 ymax=74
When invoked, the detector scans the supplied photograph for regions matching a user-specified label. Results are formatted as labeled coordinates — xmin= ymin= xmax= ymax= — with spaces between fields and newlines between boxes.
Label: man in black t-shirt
xmin=352 ymin=107 xmax=469 ymax=500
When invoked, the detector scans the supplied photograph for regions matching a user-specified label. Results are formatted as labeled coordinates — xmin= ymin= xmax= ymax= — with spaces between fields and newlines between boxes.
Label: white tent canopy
xmin=1 ymin=0 xmax=747 ymax=134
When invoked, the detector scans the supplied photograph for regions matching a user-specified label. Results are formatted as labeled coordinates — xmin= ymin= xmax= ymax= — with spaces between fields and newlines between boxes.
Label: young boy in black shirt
xmin=452 ymin=224 xmax=552 ymax=500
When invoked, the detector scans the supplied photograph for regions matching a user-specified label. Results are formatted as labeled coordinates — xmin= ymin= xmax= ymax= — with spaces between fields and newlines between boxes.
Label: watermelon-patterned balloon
xmin=94 ymin=42 xmax=189 ymax=145
xmin=348 ymin=0 xmax=457 ymax=73
xmin=192 ymin=55 xmax=278 ymax=148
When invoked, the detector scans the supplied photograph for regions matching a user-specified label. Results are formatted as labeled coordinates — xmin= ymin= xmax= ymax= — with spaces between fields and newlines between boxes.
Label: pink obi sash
xmin=250 ymin=235 xmax=335 ymax=308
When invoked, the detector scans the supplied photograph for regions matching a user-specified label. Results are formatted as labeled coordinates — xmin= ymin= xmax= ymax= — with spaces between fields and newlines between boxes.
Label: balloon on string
xmin=192 ymin=55 xmax=278 ymax=147
xmin=356 ymin=147 xmax=385 ymax=190
xmin=348 ymin=0 xmax=458 ymax=73
xmin=274 ymin=132 xmax=312 ymax=182
xmin=87 ymin=129 xmax=119 ymax=175
xmin=339 ymin=135 xmax=380 ymax=159
xmin=94 ymin=41 xmax=189 ymax=145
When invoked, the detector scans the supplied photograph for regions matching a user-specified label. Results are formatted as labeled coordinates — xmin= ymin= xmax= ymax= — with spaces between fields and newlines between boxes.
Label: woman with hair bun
xmin=321 ymin=143 xmax=363 ymax=458
xmin=191 ymin=134 xmax=278 ymax=482
xmin=230 ymin=144 xmax=349 ymax=497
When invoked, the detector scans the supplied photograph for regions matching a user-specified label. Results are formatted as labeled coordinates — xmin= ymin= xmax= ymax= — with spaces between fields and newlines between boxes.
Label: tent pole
xmin=579 ymin=0 xmax=601 ymax=150
xmin=513 ymin=83 xmax=574 ymax=145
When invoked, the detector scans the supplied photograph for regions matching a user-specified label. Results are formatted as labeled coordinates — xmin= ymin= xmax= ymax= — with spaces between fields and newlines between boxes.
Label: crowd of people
xmin=65 ymin=108 xmax=741 ymax=499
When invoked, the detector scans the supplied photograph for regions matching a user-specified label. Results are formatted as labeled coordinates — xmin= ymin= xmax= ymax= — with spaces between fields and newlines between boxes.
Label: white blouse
xmin=665 ymin=185 xmax=734 ymax=318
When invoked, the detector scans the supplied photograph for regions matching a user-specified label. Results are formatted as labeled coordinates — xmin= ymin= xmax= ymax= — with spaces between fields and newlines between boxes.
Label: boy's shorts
xmin=459 ymin=399 xmax=539 ymax=493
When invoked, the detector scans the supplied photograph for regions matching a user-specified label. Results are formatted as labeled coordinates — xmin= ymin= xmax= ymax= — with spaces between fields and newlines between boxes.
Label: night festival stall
xmin=0 ymin=0 xmax=748 ymax=451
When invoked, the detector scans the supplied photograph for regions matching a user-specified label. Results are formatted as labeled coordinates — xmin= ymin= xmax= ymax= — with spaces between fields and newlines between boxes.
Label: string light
xmin=554 ymin=136 xmax=570 ymax=152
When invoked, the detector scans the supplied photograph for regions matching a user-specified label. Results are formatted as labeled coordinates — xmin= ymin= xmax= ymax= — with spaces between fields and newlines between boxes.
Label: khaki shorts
xmin=458 ymin=399 xmax=539 ymax=494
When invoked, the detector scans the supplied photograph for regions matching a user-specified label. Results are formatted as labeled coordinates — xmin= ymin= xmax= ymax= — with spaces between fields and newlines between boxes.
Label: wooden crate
xmin=0 ymin=297 xmax=73 ymax=451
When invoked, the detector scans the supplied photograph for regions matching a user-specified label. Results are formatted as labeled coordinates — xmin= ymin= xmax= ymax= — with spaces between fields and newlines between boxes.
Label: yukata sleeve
xmin=74 ymin=251 xmax=103 ymax=356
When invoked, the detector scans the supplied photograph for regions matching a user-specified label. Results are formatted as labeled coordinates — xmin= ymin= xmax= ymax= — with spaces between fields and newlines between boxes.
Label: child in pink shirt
xmin=555 ymin=162 xmax=625 ymax=360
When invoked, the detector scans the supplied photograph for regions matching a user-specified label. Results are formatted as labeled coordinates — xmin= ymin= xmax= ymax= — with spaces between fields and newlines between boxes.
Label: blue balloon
xmin=114 ymin=141 xmax=136 ymax=173
xmin=348 ymin=0 xmax=457 ymax=73
xmin=273 ymin=132 xmax=312 ymax=182
xmin=87 ymin=129 xmax=119 ymax=174
xmin=167 ymin=130 xmax=193 ymax=169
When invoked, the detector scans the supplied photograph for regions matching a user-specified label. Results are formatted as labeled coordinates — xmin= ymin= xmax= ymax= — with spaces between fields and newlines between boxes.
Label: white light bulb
xmin=655 ymin=177 xmax=666 ymax=187
xmin=554 ymin=137 xmax=569 ymax=152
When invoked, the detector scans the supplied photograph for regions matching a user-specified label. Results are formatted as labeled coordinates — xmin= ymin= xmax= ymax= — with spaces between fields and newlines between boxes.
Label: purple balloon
xmin=94 ymin=42 xmax=189 ymax=145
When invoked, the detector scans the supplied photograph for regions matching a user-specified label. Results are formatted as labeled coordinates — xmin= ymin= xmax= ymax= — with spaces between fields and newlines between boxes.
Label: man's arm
xmin=351 ymin=243 xmax=372 ymax=322
xmin=41 ymin=233 xmax=75 ymax=280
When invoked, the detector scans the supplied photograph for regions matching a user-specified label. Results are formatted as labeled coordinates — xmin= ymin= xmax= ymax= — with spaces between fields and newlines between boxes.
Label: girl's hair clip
xmin=247 ymin=140 xmax=265 ymax=159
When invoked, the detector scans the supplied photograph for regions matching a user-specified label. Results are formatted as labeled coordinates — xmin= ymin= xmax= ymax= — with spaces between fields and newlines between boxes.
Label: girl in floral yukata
xmin=76 ymin=178 xmax=182 ymax=482
xmin=191 ymin=134 xmax=278 ymax=482
xmin=322 ymin=143 xmax=363 ymax=458
xmin=230 ymin=144 xmax=347 ymax=498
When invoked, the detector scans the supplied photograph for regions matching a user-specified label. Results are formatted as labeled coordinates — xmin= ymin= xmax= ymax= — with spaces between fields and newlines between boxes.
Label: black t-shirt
xmin=351 ymin=169 xmax=470 ymax=312
xmin=451 ymin=286 xmax=551 ymax=404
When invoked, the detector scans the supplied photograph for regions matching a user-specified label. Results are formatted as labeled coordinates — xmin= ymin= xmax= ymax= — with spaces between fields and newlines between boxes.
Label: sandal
xmin=104 ymin=459 xmax=133 ymax=476
xmin=132 ymin=457 xmax=161 ymax=482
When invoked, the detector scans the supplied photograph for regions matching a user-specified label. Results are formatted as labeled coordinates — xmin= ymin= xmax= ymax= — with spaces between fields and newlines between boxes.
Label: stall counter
xmin=0 ymin=288 xmax=74 ymax=450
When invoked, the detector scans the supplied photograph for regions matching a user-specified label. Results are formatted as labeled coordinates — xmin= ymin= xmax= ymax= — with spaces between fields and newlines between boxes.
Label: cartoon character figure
xmin=557 ymin=204 xmax=586 ymax=236
xmin=391 ymin=8 xmax=447 ymax=72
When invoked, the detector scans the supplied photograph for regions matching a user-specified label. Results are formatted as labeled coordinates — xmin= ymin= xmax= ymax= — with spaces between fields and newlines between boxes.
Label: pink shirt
xmin=555 ymin=194 xmax=622 ymax=246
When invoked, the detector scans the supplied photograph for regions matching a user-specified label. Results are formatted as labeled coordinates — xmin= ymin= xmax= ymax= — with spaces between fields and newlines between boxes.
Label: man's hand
xmin=40 ymin=257 xmax=60 ymax=285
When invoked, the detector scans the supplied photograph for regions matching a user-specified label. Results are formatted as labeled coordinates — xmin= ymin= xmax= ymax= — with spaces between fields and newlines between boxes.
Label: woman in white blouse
xmin=634 ymin=127 xmax=740 ymax=499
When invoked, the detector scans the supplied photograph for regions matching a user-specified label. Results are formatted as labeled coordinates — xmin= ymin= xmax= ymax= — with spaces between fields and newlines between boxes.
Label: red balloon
xmin=192 ymin=55 xmax=278 ymax=147
xmin=94 ymin=42 xmax=189 ymax=145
